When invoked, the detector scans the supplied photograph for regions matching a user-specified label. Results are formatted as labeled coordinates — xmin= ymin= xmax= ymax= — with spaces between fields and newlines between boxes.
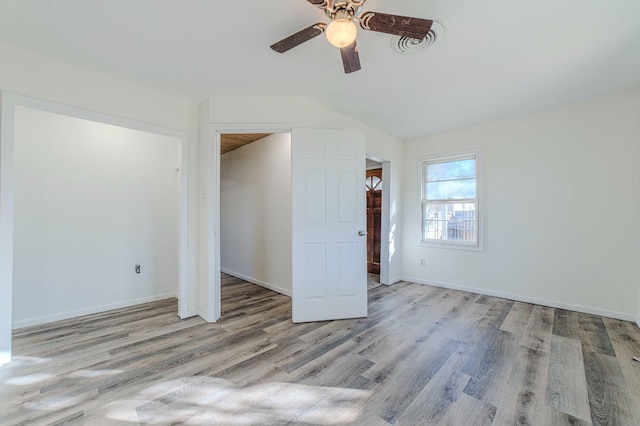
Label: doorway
xmin=366 ymin=161 xmax=382 ymax=289
xmin=0 ymin=93 xmax=190 ymax=365
xmin=218 ymin=132 xmax=292 ymax=317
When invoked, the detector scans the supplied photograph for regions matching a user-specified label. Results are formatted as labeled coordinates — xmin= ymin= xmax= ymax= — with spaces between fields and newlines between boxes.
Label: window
xmin=421 ymin=152 xmax=479 ymax=248
xmin=366 ymin=171 xmax=381 ymax=192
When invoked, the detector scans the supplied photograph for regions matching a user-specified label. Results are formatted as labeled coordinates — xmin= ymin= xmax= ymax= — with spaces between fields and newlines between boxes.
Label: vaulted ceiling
xmin=221 ymin=133 xmax=272 ymax=155
xmin=0 ymin=1 xmax=639 ymax=140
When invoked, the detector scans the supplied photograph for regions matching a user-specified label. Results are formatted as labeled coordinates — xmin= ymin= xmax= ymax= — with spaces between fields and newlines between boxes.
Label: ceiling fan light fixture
xmin=325 ymin=17 xmax=357 ymax=48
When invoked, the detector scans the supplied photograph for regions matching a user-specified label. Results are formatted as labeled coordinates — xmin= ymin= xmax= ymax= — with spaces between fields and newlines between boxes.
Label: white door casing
xmin=291 ymin=128 xmax=367 ymax=323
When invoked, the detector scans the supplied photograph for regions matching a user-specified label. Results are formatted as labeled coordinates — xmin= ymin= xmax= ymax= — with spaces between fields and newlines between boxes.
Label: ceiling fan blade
xmin=340 ymin=41 xmax=361 ymax=74
xmin=359 ymin=11 xmax=432 ymax=40
xmin=270 ymin=23 xmax=326 ymax=53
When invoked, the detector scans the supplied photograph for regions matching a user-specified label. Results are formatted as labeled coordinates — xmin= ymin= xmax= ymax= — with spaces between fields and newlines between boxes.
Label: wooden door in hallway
xmin=366 ymin=169 xmax=382 ymax=274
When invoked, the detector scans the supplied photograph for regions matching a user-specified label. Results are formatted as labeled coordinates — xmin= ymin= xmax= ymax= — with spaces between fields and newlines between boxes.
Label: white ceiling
xmin=0 ymin=0 xmax=639 ymax=140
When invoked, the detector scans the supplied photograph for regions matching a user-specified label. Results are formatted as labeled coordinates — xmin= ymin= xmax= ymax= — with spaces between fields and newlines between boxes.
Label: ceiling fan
xmin=270 ymin=0 xmax=433 ymax=74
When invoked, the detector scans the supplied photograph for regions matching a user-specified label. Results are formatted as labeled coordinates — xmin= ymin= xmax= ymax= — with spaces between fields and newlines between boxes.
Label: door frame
xmin=208 ymin=125 xmax=395 ymax=320
xmin=208 ymin=125 xmax=291 ymax=322
xmin=366 ymin=155 xmax=391 ymax=285
xmin=0 ymin=92 xmax=190 ymax=365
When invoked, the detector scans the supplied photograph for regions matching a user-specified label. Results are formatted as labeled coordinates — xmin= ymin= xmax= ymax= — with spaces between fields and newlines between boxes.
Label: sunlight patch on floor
xmin=101 ymin=377 xmax=372 ymax=425
xmin=69 ymin=369 xmax=123 ymax=378
xmin=5 ymin=372 xmax=54 ymax=385
xmin=1 ymin=355 xmax=51 ymax=368
xmin=25 ymin=395 xmax=84 ymax=411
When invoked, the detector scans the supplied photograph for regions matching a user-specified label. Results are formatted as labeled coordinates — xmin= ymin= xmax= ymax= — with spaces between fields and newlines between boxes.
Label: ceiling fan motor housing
xmin=324 ymin=1 xmax=363 ymax=19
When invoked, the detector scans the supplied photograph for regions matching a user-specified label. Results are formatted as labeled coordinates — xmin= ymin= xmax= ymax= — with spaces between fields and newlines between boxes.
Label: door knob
xmin=359 ymin=230 xmax=366 ymax=236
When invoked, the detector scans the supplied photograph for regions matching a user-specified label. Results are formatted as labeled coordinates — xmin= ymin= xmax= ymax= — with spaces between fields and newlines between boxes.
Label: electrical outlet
xmin=135 ymin=265 xmax=141 ymax=274
xmin=420 ymin=258 xmax=425 ymax=266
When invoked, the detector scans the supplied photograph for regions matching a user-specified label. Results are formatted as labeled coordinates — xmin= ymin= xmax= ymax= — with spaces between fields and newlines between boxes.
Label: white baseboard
xmin=12 ymin=292 xmax=178 ymax=329
xmin=221 ymin=268 xmax=292 ymax=297
xmin=388 ymin=276 xmax=404 ymax=285
xmin=197 ymin=308 xmax=215 ymax=323
xmin=179 ymin=309 xmax=199 ymax=320
xmin=402 ymin=276 xmax=636 ymax=323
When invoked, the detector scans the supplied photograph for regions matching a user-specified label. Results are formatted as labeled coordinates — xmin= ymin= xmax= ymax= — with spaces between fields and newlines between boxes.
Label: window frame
xmin=419 ymin=150 xmax=482 ymax=251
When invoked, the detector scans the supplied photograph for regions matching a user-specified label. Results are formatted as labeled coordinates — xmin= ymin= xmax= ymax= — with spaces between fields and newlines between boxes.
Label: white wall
xmin=0 ymin=42 xmax=199 ymax=364
xmin=402 ymin=88 xmax=640 ymax=321
xmin=12 ymin=107 xmax=179 ymax=327
xmin=220 ymin=133 xmax=292 ymax=295
xmin=0 ymin=42 xmax=195 ymax=131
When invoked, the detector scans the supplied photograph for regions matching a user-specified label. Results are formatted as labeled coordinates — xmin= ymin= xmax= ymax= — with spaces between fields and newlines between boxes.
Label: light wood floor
xmin=2 ymin=275 xmax=640 ymax=425
xmin=368 ymin=273 xmax=381 ymax=290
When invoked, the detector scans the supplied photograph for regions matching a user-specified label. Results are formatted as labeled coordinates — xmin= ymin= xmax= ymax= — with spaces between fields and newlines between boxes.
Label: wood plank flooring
xmin=2 ymin=274 xmax=640 ymax=425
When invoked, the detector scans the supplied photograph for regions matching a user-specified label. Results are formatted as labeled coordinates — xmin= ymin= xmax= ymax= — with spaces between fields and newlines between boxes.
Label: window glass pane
xmin=424 ymin=202 xmax=476 ymax=220
xmin=366 ymin=176 xmax=381 ymax=191
xmin=427 ymin=159 xmax=476 ymax=182
xmin=444 ymin=220 xmax=476 ymax=241
xmin=371 ymin=176 xmax=381 ymax=190
xmin=423 ymin=202 xmax=476 ymax=242
xmin=426 ymin=179 xmax=476 ymax=200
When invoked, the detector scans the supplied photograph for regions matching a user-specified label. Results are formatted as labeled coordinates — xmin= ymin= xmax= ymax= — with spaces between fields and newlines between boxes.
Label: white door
xmin=291 ymin=128 xmax=367 ymax=323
